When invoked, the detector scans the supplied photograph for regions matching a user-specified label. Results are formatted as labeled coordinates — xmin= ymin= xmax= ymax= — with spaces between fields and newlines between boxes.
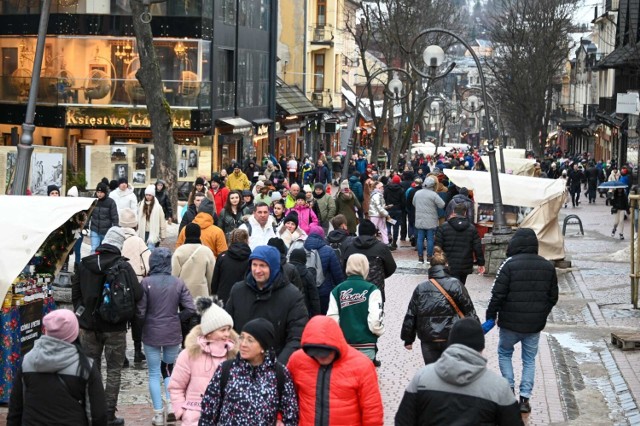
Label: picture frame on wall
xmin=150 ymin=149 xmax=157 ymax=179
xmin=133 ymin=170 xmax=146 ymax=185
xmin=114 ymin=163 xmax=128 ymax=181
xmin=111 ymin=146 xmax=127 ymax=162
xmin=135 ymin=147 xmax=148 ymax=169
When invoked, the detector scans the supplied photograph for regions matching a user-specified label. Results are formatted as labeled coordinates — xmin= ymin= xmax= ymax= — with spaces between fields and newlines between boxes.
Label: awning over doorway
xmin=217 ymin=117 xmax=253 ymax=134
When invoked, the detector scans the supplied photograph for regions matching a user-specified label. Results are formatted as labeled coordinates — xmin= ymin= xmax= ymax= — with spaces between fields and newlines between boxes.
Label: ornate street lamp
xmin=408 ymin=28 xmax=511 ymax=235
xmin=341 ymin=67 xmax=413 ymax=181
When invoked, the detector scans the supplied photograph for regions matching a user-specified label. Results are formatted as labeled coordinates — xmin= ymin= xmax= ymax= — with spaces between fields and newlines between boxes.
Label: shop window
xmin=260 ymin=0 xmax=270 ymax=30
xmin=237 ymin=50 xmax=247 ymax=108
xmin=216 ymin=49 xmax=235 ymax=110
xmin=314 ymin=54 xmax=325 ymax=92
xmin=221 ymin=0 xmax=235 ymax=24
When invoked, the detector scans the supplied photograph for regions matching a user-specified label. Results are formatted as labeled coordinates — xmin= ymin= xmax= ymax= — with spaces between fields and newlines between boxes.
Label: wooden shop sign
xmin=65 ymin=107 xmax=191 ymax=130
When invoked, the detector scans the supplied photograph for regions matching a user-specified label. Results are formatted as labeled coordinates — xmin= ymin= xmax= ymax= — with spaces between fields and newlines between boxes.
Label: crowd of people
xmin=8 ymin=146 xmax=574 ymax=425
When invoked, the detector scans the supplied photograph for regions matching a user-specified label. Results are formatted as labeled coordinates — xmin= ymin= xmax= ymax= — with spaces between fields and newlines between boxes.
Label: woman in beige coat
xmin=172 ymin=223 xmax=216 ymax=300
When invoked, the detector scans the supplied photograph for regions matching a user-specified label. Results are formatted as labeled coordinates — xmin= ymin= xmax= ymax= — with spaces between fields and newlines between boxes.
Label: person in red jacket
xmin=210 ymin=174 xmax=230 ymax=215
xmin=287 ymin=315 xmax=383 ymax=426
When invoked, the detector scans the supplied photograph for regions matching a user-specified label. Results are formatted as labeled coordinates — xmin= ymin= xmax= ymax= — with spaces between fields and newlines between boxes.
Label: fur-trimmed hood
xmin=184 ymin=324 xmax=239 ymax=359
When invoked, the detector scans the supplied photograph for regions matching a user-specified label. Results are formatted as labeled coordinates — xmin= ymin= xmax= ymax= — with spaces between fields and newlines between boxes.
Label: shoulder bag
xmin=429 ymin=278 xmax=464 ymax=318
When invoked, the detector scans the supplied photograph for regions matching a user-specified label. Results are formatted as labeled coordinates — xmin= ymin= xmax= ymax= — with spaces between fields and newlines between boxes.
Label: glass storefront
xmin=0 ymin=36 xmax=211 ymax=109
xmin=0 ymin=0 xmax=208 ymax=16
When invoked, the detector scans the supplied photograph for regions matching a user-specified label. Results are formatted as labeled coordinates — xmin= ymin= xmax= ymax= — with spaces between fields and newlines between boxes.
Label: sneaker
xmin=519 ymin=397 xmax=531 ymax=413
xmin=418 ymin=256 xmax=424 ymax=264
xmin=620 ymin=234 xmax=625 ymax=240
xmin=166 ymin=409 xmax=177 ymax=424
xmin=152 ymin=410 xmax=164 ymax=426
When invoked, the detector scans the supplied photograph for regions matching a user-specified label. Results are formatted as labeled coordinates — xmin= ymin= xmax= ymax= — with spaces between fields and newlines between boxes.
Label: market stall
xmin=444 ymin=169 xmax=566 ymax=260
xmin=0 ymin=196 xmax=95 ymax=402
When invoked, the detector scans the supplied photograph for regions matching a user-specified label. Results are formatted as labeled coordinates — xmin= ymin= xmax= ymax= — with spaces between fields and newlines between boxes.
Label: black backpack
xmin=97 ymin=259 xmax=136 ymax=324
xmin=329 ymin=241 xmax=342 ymax=263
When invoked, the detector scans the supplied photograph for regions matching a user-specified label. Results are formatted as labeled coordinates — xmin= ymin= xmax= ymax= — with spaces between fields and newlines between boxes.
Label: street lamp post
xmin=341 ymin=68 xmax=412 ymax=181
xmin=409 ymin=28 xmax=511 ymax=235
xmin=11 ymin=0 xmax=52 ymax=195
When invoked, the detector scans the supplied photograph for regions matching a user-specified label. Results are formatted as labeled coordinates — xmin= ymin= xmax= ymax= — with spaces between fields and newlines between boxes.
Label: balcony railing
xmin=0 ymin=76 xmax=211 ymax=109
xmin=599 ymin=97 xmax=616 ymax=115
xmin=311 ymin=24 xmax=334 ymax=43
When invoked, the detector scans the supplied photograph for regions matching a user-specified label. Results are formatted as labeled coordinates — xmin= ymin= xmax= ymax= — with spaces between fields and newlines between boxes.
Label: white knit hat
xmin=119 ymin=208 xmax=137 ymax=228
xmin=196 ymin=296 xmax=234 ymax=335
xmin=145 ymin=184 xmax=155 ymax=196
xmin=67 ymin=186 xmax=78 ymax=197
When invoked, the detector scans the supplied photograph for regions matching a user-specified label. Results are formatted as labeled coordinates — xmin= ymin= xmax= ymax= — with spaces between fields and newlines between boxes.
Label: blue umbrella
xmin=598 ymin=180 xmax=628 ymax=189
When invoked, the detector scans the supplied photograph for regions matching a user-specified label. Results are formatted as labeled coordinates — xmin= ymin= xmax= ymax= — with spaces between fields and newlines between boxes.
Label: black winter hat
xmin=289 ymin=248 xmax=307 ymax=265
xmin=314 ymin=182 xmax=325 ymax=191
xmin=184 ymin=223 xmax=201 ymax=244
xmin=109 ymin=180 xmax=119 ymax=191
xmin=296 ymin=193 xmax=307 ymax=201
xmin=447 ymin=318 xmax=485 ymax=352
xmin=283 ymin=211 xmax=299 ymax=227
xmin=211 ymin=174 xmax=222 ymax=184
xmin=195 ymin=177 xmax=205 ymax=186
xmin=96 ymin=182 xmax=109 ymax=193
xmin=358 ymin=219 xmax=377 ymax=236
xmin=267 ymin=237 xmax=287 ymax=256
xmin=47 ymin=184 xmax=60 ymax=195
xmin=118 ymin=177 xmax=128 ymax=185
xmin=242 ymin=318 xmax=275 ymax=351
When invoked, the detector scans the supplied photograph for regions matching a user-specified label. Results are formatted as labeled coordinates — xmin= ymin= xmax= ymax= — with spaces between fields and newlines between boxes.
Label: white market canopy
xmin=444 ymin=169 xmax=567 ymax=260
xmin=0 ymin=196 xmax=96 ymax=300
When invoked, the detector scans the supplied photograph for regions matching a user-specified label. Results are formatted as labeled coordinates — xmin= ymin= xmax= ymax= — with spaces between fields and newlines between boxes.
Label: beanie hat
xmin=43 ymin=309 xmax=79 ymax=343
xmin=308 ymin=224 xmax=325 ymax=237
xmin=346 ymin=253 xmax=369 ymax=278
xmin=447 ymin=318 xmax=485 ymax=352
xmin=242 ymin=318 xmax=275 ymax=351
xmin=289 ymin=248 xmax=307 ymax=265
xmin=314 ymin=182 xmax=325 ymax=191
xmin=242 ymin=190 xmax=253 ymax=198
xmin=267 ymin=237 xmax=287 ymax=256
xmin=391 ymin=175 xmax=401 ymax=184
xmin=195 ymin=177 xmax=205 ymax=186
xmin=198 ymin=198 xmax=215 ymax=217
xmin=211 ymin=174 xmax=222 ymax=184
xmin=119 ymin=208 xmax=138 ymax=228
xmin=195 ymin=296 xmax=233 ymax=335
xmin=102 ymin=226 xmax=126 ymax=251
xmin=96 ymin=182 xmax=109 ymax=193
xmin=283 ymin=211 xmax=299 ymax=227
xmin=67 ymin=186 xmax=79 ymax=197
xmin=47 ymin=184 xmax=60 ymax=195
xmin=184 ymin=223 xmax=202 ymax=244
xmin=109 ymin=180 xmax=118 ymax=191
xmin=144 ymin=185 xmax=155 ymax=196
xmin=459 ymin=187 xmax=469 ymax=197
xmin=118 ymin=177 xmax=128 ymax=185
xmin=340 ymin=180 xmax=350 ymax=191
xmin=271 ymin=191 xmax=282 ymax=202
xmin=358 ymin=219 xmax=377 ymax=236
xmin=296 ymin=193 xmax=307 ymax=201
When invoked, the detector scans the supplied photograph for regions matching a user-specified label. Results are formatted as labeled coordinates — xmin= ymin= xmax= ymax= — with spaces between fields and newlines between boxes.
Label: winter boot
xmin=620 ymin=233 xmax=625 ymax=240
xmin=519 ymin=396 xmax=531 ymax=413
xmin=134 ymin=340 xmax=146 ymax=368
xmin=107 ymin=411 xmax=125 ymax=426
xmin=612 ymin=227 xmax=616 ymax=238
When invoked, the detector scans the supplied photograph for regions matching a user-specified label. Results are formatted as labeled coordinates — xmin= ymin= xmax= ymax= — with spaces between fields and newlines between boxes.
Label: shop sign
xmin=20 ymin=300 xmax=43 ymax=355
xmin=65 ymin=107 xmax=191 ymax=129
xmin=256 ymin=124 xmax=269 ymax=136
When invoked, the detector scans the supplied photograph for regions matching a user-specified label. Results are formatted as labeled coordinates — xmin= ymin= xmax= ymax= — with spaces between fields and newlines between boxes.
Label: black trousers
xmin=421 ymin=341 xmax=448 ymax=365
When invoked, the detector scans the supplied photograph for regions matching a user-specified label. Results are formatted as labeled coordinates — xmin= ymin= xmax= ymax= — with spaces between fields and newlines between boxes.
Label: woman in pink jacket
xmin=168 ymin=296 xmax=237 ymax=425
xmin=286 ymin=193 xmax=318 ymax=234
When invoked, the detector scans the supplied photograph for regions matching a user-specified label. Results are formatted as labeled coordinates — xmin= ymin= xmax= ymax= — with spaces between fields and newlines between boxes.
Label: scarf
xmin=197 ymin=336 xmax=235 ymax=357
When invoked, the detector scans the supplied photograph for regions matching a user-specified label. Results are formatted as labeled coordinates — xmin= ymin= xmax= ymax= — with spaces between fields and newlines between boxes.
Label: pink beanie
xmin=43 ymin=309 xmax=79 ymax=343
xmin=309 ymin=224 xmax=325 ymax=237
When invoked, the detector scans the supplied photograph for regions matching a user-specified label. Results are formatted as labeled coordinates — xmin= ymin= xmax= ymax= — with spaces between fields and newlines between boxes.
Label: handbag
xmin=430 ymin=278 xmax=464 ymax=318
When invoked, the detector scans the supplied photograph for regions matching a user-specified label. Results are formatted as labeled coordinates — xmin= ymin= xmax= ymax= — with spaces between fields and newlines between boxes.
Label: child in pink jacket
xmin=168 ymin=297 xmax=237 ymax=426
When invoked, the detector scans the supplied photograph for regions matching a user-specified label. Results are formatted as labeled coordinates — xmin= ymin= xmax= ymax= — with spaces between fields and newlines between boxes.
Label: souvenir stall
xmin=0 ymin=196 xmax=95 ymax=403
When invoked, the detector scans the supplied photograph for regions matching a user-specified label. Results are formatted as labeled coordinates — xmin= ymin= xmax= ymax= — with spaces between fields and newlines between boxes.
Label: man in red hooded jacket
xmin=287 ymin=316 xmax=383 ymax=425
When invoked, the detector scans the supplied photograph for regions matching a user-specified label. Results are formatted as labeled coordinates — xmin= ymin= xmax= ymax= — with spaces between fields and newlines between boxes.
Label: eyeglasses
xmin=238 ymin=334 xmax=258 ymax=345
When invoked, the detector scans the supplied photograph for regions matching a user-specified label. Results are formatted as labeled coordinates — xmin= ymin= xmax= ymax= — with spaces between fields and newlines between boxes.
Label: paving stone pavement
xmin=4 ymin=200 xmax=640 ymax=425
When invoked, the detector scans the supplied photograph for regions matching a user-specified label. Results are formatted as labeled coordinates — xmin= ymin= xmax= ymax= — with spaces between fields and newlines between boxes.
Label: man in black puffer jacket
xmin=435 ymin=203 xmax=484 ymax=284
xmin=485 ymin=227 xmax=558 ymax=414
xmin=89 ymin=182 xmax=119 ymax=253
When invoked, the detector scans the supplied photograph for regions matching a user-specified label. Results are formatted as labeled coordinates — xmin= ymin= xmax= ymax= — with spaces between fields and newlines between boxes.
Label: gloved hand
xmin=481 ymin=319 xmax=496 ymax=334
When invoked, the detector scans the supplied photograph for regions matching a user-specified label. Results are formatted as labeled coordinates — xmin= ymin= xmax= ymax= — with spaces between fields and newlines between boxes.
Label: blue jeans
xmin=416 ymin=228 xmax=436 ymax=258
xmin=498 ymin=328 xmax=540 ymax=399
xmin=73 ymin=237 xmax=83 ymax=266
xmin=144 ymin=344 xmax=181 ymax=410
xmin=90 ymin=231 xmax=105 ymax=253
